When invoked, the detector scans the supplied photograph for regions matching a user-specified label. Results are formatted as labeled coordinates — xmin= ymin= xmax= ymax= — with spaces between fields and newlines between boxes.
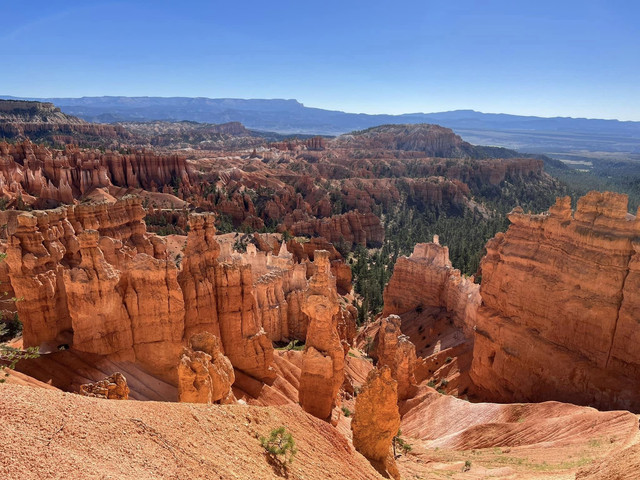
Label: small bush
xmin=393 ymin=429 xmax=413 ymax=457
xmin=445 ymin=356 xmax=453 ymax=363
xmin=260 ymin=427 xmax=297 ymax=465
xmin=341 ymin=406 xmax=352 ymax=417
xmin=463 ymin=460 xmax=472 ymax=472
xmin=440 ymin=379 xmax=449 ymax=387
xmin=427 ymin=380 xmax=436 ymax=388
xmin=0 ymin=324 xmax=39 ymax=383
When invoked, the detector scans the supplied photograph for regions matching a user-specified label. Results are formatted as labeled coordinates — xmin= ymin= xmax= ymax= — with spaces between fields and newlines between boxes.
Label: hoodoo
xmin=372 ymin=314 xmax=417 ymax=400
xmin=298 ymin=250 xmax=345 ymax=420
xmin=177 ymin=332 xmax=236 ymax=404
xmin=351 ymin=366 xmax=402 ymax=480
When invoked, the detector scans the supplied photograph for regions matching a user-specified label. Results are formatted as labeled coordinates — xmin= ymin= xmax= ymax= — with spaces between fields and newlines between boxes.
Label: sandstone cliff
xmin=5 ymin=198 xmax=361 ymax=400
xmin=0 ymin=100 xmax=132 ymax=147
xmin=0 ymin=140 xmax=190 ymax=208
xmin=383 ymin=237 xmax=480 ymax=337
xmin=471 ymin=192 xmax=640 ymax=411
xmin=285 ymin=210 xmax=384 ymax=248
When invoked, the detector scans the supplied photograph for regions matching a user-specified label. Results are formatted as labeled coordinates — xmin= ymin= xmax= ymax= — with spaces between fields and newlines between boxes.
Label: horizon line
xmin=1 ymin=94 xmax=639 ymax=123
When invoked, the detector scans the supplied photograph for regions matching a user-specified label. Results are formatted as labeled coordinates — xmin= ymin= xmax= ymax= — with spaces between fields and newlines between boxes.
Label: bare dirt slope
xmin=397 ymin=385 xmax=640 ymax=479
xmin=0 ymin=383 xmax=383 ymax=480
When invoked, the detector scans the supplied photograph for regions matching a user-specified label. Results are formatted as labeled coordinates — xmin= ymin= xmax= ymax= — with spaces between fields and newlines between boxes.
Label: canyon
xmin=0 ymin=115 xmax=638 ymax=479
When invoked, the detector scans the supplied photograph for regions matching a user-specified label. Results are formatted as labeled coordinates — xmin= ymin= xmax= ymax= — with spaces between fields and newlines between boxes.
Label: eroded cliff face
xmin=0 ymin=140 xmax=190 ymax=208
xmin=6 ymin=197 xmax=184 ymax=379
xmin=285 ymin=210 xmax=384 ymax=248
xmin=5 ymin=197 xmax=360 ymax=396
xmin=471 ymin=192 xmax=640 ymax=411
xmin=383 ymin=238 xmax=480 ymax=337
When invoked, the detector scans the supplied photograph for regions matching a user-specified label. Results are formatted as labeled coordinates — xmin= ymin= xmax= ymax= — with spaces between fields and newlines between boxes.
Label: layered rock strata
xmin=0 ymin=140 xmax=190 ymax=207
xmin=471 ymin=192 xmax=640 ymax=411
xmin=286 ymin=211 xmax=384 ymax=248
xmin=5 ymin=198 xmax=276 ymax=384
xmin=351 ymin=366 xmax=401 ymax=480
xmin=383 ymin=237 xmax=480 ymax=337
xmin=5 ymin=197 xmax=361 ymax=398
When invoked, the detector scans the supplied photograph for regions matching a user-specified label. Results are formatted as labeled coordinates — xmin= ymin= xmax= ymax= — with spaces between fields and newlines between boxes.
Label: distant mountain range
xmin=3 ymin=95 xmax=640 ymax=154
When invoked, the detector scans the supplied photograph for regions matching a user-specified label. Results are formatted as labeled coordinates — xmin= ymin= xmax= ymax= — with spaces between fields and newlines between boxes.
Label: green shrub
xmin=260 ymin=427 xmax=297 ymax=464
xmin=0 ymin=324 xmax=39 ymax=383
xmin=393 ymin=430 xmax=413 ymax=457
xmin=341 ymin=406 xmax=352 ymax=417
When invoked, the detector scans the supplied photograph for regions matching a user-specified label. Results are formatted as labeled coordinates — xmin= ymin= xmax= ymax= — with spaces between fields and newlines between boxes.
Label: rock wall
xmin=382 ymin=237 xmax=480 ymax=336
xmin=471 ymin=192 xmax=640 ymax=411
xmin=0 ymin=140 xmax=190 ymax=207
xmin=5 ymin=199 xmax=274 ymax=382
xmin=286 ymin=211 xmax=384 ymax=248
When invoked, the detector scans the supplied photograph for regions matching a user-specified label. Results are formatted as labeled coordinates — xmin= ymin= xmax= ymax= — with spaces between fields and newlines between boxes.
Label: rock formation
xmin=214 ymin=260 xmax=275 ymax=382
xmin=78 ymin=372 xmax=130 ymax=399
xmin=285 ymin=211 xmax=384 ymax=248
xmin=5 ymin=198 xmax=185 ymax=378
xmin=383 ymin=237 xmax=480 ymax=337
xmin=0 ymin=100 xmax=132 ymax=148
xmin=0 ymin=140 xmax=190 ymax=208
xmin=178 ymin=332 xmax=235 ymax=404
xmin=298 ymin=250 xmax=344 ymax=420
xmin=471 ymin=192 xmax=640 ymax=411
xmin=178 ymin=214 xmax=222 ymax=340
xmin=4 ymin=199 xmax=276 ymax=384
xmin=373 ymin=315 xmax=417 ymax=400
xmin=351 ymin=366 xmax=401 ymax=480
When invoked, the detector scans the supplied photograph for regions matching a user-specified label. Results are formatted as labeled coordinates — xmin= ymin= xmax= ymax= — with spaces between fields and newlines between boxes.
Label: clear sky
xmin=1 ymin=0 xmax=638 ymax=120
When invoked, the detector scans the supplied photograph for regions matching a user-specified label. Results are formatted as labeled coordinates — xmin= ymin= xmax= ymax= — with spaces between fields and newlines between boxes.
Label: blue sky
xmin=1 ymin=0 xmax=638 ymax=120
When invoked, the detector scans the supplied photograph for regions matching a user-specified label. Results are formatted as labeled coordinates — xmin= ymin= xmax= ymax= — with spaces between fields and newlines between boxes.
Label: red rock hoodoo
xmin=351 ymin=366 xmax=401 ymax=480
xmin=373 ymin=314 xmax=417 ymax=400
xmin=178 ymin=332 xmax=236 ymax=404
xmin=298 ymin=250 xmax=345 ymax=420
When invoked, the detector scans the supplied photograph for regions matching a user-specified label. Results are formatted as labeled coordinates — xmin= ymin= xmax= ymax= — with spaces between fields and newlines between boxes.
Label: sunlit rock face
xmin=351 ymin=366 xmax=401 ymax=480
xmin=298 ymin=250 xmax=344 ymax=420
xmin=178 ymin=332 xmax=236 ymax=404
xmin=471 ymin=192 xmax=640 ymax=412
